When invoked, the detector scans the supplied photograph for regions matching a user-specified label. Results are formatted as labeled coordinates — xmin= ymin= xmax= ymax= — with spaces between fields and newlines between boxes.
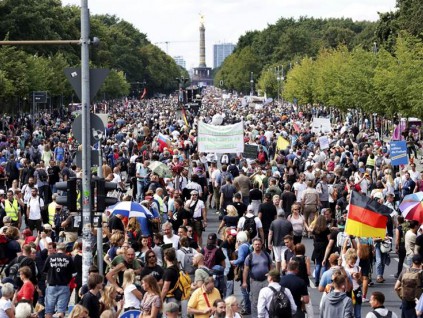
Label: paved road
xmin=203 ymin=207 xmax=403 ymax=317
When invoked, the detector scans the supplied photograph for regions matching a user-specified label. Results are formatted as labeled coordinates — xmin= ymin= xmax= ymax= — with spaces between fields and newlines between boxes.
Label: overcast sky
xmin=62 ymin=0 xmax=397 ymax=69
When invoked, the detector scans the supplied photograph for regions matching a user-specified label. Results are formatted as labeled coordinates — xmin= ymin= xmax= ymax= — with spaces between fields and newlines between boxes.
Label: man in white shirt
xmin=257 ymin=269 xmax=297 ymax=318
xmin=237 ymin=205 xmax=264 ymax=243
xmin=293 ymin=174 xmax=307 ymax=203
xmin=162 ymin=221 xmax=180 ymax=249
xmin=27 ymin=187 xmax=44 ymax=232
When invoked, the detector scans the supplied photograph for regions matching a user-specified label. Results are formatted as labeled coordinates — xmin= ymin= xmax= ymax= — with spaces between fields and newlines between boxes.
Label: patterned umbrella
xmin=148 ymin=161 xmax=172 ymax=178
xmin=110 ymin=201 xmax=153 ymax=219
xmin=399 ymin=192 xmax=423 ymax=223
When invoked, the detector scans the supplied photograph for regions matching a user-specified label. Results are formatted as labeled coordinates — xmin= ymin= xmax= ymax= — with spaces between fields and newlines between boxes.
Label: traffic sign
xmin=72 ymin=113 xmax=105 ymax=145
xmin=64 ymin=68 xmax=110 ymax=102
xmin=33 ymin=91 xmax=47 ymax=103
xmin=74 ymin=150 xmax=100 ymax=168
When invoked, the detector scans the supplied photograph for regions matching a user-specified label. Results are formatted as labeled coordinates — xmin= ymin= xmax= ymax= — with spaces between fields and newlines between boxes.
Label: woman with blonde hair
xmin=126 ymin=218 xmax=141 ymax=245
xmin=122 ymin=269 xmax=143 ymax=311
xmin=104 ymin=232 xmax=125 ymax=266
xmin=100 ymin=285 xmax=123 ymax=318
xmin=140 ymin=275 xmax=161 ymax=318
xmin=68 ymin=305 xmax=89 ymax=318
xmin=287 ymin=203 xmax=308 ymax=244
xmin=224 ymin=295 xmax=242 ymax=318
xmin=217 ymin=205 xmax=239 ymax=234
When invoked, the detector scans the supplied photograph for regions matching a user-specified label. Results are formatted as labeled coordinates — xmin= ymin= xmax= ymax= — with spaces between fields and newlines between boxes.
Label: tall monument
xmin=199 ymin=15 xmax=206 ymax=67
xmin=192 ymin=14 xmax=213 ymax=87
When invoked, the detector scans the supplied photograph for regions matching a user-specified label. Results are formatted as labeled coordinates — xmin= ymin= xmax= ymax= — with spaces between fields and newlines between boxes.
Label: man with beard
xmin=139 ymin=249 xmax=164 ymax=287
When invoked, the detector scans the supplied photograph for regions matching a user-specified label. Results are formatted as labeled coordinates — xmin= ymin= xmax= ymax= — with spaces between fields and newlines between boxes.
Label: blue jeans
xmin=375 ymin=243 xmax=387 ymax=277
xmin=137 ymin=179 xmax=147 ymax=202
xmin=314 ymin=261 xmax=327 ymax=284
xmin=45 ymin=285 xmax=70 ymax=315
xmin=240 ymin=284 xmax=251 ymax=313
xmin=402 ymin=300 xmax=417 ymax=318
xmin=354 ymin=303 xmax=362 ymax=318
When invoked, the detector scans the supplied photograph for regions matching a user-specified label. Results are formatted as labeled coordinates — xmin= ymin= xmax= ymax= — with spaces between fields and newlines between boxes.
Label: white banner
xmin=319 ymin=136 xmax=330 ymax=150
xmin=198 ymin=121 xmax=244 ymax=153
xmin=311 ymin=117 xmax=332 ymax=134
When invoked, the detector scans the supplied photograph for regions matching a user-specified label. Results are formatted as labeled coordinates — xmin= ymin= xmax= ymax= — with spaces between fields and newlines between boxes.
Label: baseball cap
xmin=247 ymin=205 xmax=254 ymax=212
xmin=190 ymin=190 xmax=199 ymax=195
xmin=207 ymin=233 xmax=217 ymax=245
xmin=43 ymin=224 xmax=52 ymax=231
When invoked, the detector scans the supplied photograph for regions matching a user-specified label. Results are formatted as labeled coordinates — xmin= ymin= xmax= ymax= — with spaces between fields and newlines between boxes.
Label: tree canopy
xmin=0 ymin=0 xmax=185 ymax=111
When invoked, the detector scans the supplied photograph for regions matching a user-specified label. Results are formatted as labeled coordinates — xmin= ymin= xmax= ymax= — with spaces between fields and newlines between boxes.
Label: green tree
xmin=97 ymin=69 xmax=130 ymax=100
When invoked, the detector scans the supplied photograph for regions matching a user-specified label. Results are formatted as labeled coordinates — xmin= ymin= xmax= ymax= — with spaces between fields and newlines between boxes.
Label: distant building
xmin=213 ymin=43 xmax=235 ymax=69
xmin=173 ymin=56 xmax=186 ymax=69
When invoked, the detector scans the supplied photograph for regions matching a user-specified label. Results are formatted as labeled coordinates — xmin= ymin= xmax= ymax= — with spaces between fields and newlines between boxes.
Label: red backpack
xmin=257 ymin=151 xmax=266 ymax=164
xmin=203 ymin=246 xmax=218 ymax=269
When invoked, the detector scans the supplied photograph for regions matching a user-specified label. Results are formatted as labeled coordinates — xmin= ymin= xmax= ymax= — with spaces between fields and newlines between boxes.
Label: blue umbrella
xmin=110 ymin=201 xmax=153 ymax=219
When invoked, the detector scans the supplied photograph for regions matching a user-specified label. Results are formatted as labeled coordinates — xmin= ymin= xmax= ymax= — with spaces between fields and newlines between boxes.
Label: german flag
xmin=345 ymin=191 xmax=389 ymax=238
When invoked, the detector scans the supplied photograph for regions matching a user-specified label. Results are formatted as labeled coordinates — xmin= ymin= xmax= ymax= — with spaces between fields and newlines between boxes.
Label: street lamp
xmin=373 ymin=42 xmax=378 ymax=55
xmin=250 ymin=72 xmax=254 ymax=96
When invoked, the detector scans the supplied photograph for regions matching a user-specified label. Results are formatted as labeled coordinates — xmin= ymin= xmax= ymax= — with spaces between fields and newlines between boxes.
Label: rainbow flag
xmin=181 ymin=107 xmax=190 ymax=128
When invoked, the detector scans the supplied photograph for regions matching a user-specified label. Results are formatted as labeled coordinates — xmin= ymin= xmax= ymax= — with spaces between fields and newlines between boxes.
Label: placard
xmin=390 ymin=141 xmax=408 ymax=165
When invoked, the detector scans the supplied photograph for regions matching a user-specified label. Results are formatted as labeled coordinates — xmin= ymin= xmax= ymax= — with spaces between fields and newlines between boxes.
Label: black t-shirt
xmin=280 ymin=273 xmax=308 ymax=308
xmin=140 ymin=264 xmax=164 ymax=282
xmin=163 ymin=265 xmax=179 ymax=294
xmin=171 ymin=207 xmax=190 ymax=232
xmin=82 ymin=291 xmax=100 ymax=318
xmin=258 ymin=202 xmax=277 ymax=232
xmin=48 ymin=165 xmax=61 ymax=184
xmin=233 ymin=202 xmax=247 ymax=218
xmin=43 ymin=252 xmax=75 ymax=285
xmin=281 ymin=191 xmax=296 ymax=215
xmin=249 ymin=189 xmax=263 ymax=201
xmin=201 ymin=245 xmax=226 ymax=267
xmin=220 ymin=240 xmax=236 ymax=280
xmin=223 ymin=215 xmax=239 ymax=228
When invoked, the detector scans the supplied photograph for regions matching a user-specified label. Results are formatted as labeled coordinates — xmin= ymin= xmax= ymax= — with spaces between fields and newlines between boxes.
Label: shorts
xmin=359 ymin=259 xmax=371 ymax=277
xmin=192 ymin=219 xmax=203 ymax=235
xmin=28 ymin=219 xmax=42 ymax=232
xmin=45 ymin=285 xmax=70 ymax=314
xmin=272 ymin=245 xmax=287 ymax=262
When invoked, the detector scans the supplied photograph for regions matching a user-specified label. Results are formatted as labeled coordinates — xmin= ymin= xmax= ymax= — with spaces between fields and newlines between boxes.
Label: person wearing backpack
xmin=177 ymin=237 xmax=198 ymax=281
xmin=202 ymin=233 xmax=226 ymax=271
xmin=366 ymin=291 xmax=398 ymax=318
xmin=237 ymin=205 xmax=264 ymax=243
xmin=257 ymin=268 xmax=297 ymax=318
xmin=243 ymin=238 xmax=273 ymax=318
xmin=394 ymin=254 xmax=423 ymax=318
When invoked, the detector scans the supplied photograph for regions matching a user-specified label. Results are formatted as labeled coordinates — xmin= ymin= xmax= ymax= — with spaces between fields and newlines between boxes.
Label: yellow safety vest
xmin=4 ymin=199 xmax=19 ymax=221
xmin=154 ymin=195 xmax=167 ymax=214
xmin=366 ymin=156 xmax=375 ymax=167
xmin=48 ymin=202 xmax=58 ymax=226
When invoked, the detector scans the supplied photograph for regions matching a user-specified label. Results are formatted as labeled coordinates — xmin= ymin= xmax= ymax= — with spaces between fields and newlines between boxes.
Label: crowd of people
xmin=0 ymin=87 xmax=421 ymax=318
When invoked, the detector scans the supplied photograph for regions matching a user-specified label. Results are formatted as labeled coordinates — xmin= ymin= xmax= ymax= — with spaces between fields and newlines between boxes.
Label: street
xmin=203 ymin=207 xmax=403 ymax=317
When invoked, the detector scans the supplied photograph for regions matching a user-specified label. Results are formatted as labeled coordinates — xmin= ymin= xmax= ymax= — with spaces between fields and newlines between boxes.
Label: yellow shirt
xmin=187 ymin=286 xmax=221 ymax=318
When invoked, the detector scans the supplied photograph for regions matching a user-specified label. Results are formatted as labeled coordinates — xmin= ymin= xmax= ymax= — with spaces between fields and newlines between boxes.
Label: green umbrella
xmin=148 ymin=161 xmax=172 ymax=178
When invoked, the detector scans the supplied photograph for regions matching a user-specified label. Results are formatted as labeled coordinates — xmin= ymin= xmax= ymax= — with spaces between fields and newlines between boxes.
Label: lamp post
xmin=250 ymin=72 xmax=254 ymax=96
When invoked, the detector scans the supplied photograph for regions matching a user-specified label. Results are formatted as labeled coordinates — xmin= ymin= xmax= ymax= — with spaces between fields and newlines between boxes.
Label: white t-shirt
xmin=164 ymin=234 xmax=180 ymax=249
xmin=124 ymin=284 xmax=141 ymax=310
xmin=28 ymin=196 xmax=44 ymax=220
xmin=237 ymin=214 xmax=262 ymax=239
xmin=185 ymin=199 xmax=205 ymax=219
xmin=293 ymin=182 xmax=307 ymax=202
xmin=0 ymin=298 xmax=12 ymax=318
xmin=39 ymin=237 xmax=52 ymax=251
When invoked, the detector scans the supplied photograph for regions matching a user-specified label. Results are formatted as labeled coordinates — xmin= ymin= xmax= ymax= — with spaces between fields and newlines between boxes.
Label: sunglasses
xmin=148 ymin=255 xmax=156 ymax=259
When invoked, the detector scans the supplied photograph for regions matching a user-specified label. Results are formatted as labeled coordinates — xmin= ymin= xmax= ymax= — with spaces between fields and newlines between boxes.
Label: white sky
xmin=62 ymin=0 xmax=397 ymax=69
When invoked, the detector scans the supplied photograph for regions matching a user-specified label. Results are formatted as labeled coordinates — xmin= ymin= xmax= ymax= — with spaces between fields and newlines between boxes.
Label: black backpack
xmin=228 ymin=164 xmax=239 ymax=178
xmin=243 ymin=215 xmax=257 ymax=241
xmin=128 ymin=162 xmax=136 ymax=178
xmin=7 ymin=256 xmax=27 ymax=281
xmin=267 ymin=286 xmax=292 ymax=318
xmin=372 ymin=310 xmax=392 ymax=318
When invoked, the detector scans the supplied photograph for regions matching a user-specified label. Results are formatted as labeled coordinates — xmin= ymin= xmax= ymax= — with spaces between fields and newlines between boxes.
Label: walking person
xmin=268 ymin=209 xmax=293 ymax=273
xmin=242 ymin=238 xmax=272 ymax=318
